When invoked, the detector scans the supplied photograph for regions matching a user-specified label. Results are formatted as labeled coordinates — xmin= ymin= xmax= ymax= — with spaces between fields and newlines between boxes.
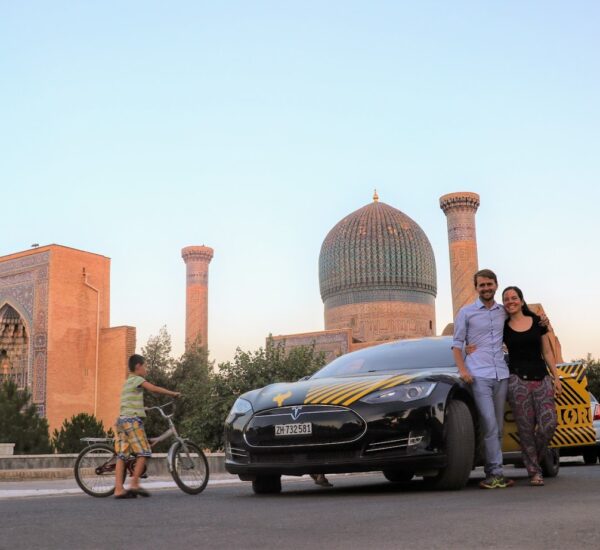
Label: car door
xmin=502 ymin=361 xmax=595 ymax=452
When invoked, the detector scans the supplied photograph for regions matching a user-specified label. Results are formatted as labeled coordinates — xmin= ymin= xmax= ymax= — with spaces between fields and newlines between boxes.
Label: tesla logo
xmin=291 ymin=406 xmax=302 ymax=420
xmin=273 ymin=391 xmax=292 ymax=407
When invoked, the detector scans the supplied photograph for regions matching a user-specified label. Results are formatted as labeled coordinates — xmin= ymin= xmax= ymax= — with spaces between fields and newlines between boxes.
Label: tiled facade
xmin=319 ymin=198 xmax=437 ymax=344
xmin=0 ymin=245 xmax=135 ymax=431
xmin=275 ymin=196 xmax=438 ymax=360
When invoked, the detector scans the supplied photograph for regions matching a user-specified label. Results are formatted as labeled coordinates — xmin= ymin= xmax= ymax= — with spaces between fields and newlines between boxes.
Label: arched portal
xmin=0 ymin=304 xmax=29 ymax=389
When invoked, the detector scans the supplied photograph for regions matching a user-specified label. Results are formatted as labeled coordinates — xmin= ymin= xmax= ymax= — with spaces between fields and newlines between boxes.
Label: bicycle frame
xmin=145 ymin=402 xmax=198 ymax=474
xmin=79 ymin=401 xmax=199 ymax=478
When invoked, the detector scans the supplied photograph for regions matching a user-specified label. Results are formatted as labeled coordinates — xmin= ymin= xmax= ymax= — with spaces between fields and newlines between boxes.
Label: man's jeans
xmin=472 ymin=377 xmax=508 ymax=477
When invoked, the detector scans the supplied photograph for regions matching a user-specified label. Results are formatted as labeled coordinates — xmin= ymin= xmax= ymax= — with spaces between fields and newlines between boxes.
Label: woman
xmin=502 ymin=286 xmax=562 ymax=486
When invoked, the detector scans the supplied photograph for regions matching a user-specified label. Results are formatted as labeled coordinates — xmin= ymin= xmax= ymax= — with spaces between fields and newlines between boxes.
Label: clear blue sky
xmin=2 ymin=2 xmax=599 ymax=364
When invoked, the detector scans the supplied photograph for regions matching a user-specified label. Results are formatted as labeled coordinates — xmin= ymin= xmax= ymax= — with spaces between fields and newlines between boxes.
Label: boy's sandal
xmin=529 ymin=475 xmax=544 ymax=486
xmin=131 ymin=487 xmax=151 ymax=497
xmin=114 ymin=490 xmax=137 ymax=499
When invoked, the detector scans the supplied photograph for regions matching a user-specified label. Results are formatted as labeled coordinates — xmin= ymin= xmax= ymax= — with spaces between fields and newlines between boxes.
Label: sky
xmin=1 ymin=2 xmax=599 ymax=365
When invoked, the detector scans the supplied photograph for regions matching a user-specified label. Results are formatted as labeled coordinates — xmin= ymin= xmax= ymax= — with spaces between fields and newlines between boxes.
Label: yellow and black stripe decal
xmin=503 ymin=361 xmax=595 ymax=451
xmin=551 ymin=361 xmax=595 ymax=447
xmin=304 ymin=374 xmax=414 ymax=406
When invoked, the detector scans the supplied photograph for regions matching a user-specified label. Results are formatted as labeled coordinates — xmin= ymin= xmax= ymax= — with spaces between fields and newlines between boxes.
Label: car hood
xmin=244 ymin=371 xmax=439 ymax=411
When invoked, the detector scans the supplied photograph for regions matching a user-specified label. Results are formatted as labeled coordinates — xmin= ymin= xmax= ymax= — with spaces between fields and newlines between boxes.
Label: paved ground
xmin=1 ymin=461 xmax=599 ymax=550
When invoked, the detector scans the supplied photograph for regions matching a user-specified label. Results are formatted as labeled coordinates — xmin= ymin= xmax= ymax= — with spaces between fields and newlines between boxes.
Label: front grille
xmin=249 ymin=450 xmax=360 ymax=464
xmin=244 ymin=405 xmax=366 ymax=447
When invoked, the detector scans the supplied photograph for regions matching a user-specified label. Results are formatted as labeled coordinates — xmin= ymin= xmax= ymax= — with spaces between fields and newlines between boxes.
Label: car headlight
xmin=361 ymin=382 xmax=437 ymax=404
xmin=226 ymin=398 xmax=253 ymax=423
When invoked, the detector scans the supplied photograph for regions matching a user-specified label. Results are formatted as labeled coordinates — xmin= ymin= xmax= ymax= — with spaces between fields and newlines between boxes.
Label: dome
xmin=319 ymin=198 xmax=437 ymax=308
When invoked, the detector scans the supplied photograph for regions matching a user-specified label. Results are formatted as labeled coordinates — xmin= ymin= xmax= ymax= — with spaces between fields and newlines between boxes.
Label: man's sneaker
xmin=500 ymin=476 xmax=515 ymax=488
xmin=479 ymin=476 xmax=513 ymax=489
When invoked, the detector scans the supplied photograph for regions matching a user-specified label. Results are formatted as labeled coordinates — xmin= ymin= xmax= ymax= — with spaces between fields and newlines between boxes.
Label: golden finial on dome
xmin=373 ymin=189 xmax=379 ymax=202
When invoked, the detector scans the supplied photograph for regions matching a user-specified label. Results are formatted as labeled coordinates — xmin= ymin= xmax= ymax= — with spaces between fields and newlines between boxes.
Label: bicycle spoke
xmin=171 ymin=442 xmax=209 ymax=494
xmin=75 ymin=445 xmax=117 ymax=497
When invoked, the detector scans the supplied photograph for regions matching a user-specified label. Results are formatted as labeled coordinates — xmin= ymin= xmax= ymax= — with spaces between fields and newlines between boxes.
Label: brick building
xmin=0 ymin=245 xmax=135 ymax=431
xmin=273 ymin=190 xmax=564 ymax=364
xmin=273 ymin=192 xmax=438 ymax=358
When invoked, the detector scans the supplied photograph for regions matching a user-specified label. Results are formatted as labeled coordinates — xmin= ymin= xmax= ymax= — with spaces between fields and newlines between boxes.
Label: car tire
xmin=583 ymin=448 xmax=598 ymax=465
xmin=541 ymin=448 xmax=560 ymax=477
xmin=382 ymin=470 xmax=414 ymax=483
xmin=423 ymin=400 xmax=475 ymax=491
xmin=252 ymin=475 xmax=282 ymax=494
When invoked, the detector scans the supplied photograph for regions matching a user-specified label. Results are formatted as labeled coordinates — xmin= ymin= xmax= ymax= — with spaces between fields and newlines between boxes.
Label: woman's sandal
xmin=529 ymin=475 xmax=544 ymax=486
xmin=131 ymin=487 xmax=151 ymax=497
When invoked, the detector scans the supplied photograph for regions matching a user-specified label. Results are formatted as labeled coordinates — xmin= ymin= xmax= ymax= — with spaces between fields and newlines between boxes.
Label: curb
xmin=0 ymin=452 xmax=227 ymax=480
xmin=0 ymin=468 xmax=73 ymax=481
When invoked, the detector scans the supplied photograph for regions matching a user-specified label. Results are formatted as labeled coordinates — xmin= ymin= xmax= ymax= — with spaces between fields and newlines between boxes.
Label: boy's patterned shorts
xmin=115 ymin=417 xmax=152 ymax=459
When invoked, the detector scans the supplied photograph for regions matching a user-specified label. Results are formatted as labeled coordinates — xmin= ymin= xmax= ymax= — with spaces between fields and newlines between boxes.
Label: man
xmin=452 ymin=269 xmax=514 ymax=489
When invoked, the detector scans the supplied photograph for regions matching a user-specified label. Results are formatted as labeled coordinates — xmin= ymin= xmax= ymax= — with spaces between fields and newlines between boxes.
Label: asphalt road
xmin=1 ymin=462 xmax=599 ymax=550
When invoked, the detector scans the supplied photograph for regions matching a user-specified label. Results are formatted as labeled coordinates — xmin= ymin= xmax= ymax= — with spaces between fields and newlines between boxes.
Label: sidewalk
xmin=0 ymin=472 xmax=244 ymax=500
xmin=0 ymin=472 xmax=369 ymax=500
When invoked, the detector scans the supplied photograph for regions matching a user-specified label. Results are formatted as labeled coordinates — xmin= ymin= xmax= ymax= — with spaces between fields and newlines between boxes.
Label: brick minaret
xmin=181 ymin=246 xmax=214 ymax=349
xmin=439 ymin=192 xmax=480 ymax=318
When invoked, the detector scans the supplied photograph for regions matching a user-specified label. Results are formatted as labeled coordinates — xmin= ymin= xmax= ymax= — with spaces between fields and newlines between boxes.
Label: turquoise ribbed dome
xmin=319 ymin=200 xmax=437 ymax=305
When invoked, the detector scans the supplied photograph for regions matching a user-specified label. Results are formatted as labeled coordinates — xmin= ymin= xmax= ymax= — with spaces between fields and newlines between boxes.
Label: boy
xmin=114 ymin=353 xmax=180 ymax=498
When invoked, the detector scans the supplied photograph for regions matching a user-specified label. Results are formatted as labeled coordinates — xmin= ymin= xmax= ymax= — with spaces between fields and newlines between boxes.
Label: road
xmin=1 ymin=462 xmax=599 ymax=550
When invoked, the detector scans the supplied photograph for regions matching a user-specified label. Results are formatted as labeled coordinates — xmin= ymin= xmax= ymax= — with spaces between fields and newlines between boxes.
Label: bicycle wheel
xmin=74 ymin=443 xmax=118 ymax=497
xmin=170 ymin=441 xmax=209 ymax=495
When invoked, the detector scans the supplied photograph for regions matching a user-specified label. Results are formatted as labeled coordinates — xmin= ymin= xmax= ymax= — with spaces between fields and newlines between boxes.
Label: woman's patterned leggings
xmin=507 ymin=374 xmax=557 ymax=477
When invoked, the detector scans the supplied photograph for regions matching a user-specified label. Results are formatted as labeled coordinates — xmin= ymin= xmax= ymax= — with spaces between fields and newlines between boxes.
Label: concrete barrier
xmin=0 ymin=443 xmax=15 ymax=455
xmin=0 ymin=452 xmax=226 ymax=480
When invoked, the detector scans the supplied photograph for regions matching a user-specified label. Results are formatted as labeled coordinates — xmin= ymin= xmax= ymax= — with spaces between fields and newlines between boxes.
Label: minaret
xmin=439 ymin=192 xmax=480 ymax=318
xmin=181 ymin=245 xmax=214 ymax=349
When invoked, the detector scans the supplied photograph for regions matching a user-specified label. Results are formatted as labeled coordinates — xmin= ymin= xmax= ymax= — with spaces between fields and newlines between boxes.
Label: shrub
xmin=51 ymin=413 xmax=111 ymax=453
xmin=0 ymin=380 xmax=52 ymax=454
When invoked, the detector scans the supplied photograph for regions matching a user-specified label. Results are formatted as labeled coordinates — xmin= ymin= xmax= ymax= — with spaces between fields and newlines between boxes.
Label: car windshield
xmin=312 ymin=338 xmax=456 ymax=379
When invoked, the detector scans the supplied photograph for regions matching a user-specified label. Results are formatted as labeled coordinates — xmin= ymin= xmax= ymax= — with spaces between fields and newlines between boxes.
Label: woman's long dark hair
xmin=502 ymin=286 xmax=540 ymax=322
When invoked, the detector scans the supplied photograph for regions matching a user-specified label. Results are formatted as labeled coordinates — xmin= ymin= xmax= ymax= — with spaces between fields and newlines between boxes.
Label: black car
xmin=225 ymin=336 xmax=480 ymax=493
xmin=225 ymin=335 xmax=592 ymax=493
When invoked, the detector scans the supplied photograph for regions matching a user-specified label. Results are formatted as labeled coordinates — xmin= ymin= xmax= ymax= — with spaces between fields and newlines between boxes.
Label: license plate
xmin=274 ymin=422 xmax=312 ymax=436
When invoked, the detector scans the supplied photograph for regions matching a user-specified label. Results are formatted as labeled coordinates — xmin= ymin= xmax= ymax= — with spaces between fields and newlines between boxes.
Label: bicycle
xmin=74 ymin=401 xmax=209 ymax=496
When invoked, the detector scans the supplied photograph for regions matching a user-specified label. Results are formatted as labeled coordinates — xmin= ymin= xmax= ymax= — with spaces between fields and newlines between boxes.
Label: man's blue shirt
xmin=452 ymin=298 xmax=509 ymax=380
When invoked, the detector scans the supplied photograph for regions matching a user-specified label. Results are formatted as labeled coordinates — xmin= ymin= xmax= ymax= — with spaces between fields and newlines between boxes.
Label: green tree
xmin=183 ymin=338 xmax=326 ymax=451
xmin=51 ymin=413 xmax=111 ymax=453
xmin=141 ymin=326 xmax=178 ymax=440
xmin=177 ymin=343 xmax=213 ymax=448
xmin=0 ymin=380 xmax=52 ymax=454
xmin=132 ymin=330 xmax=326 ymax=453
xmin=581 ymin=355 xmax=600 ymax=398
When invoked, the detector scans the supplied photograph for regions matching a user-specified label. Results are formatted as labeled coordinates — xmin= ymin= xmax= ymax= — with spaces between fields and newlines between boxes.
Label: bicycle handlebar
xmin=145 ymin=401 xmax=176 ymax=418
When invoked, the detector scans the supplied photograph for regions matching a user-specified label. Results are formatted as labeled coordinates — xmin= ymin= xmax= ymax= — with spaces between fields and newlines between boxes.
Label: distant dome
xmin=319 ymin=199 xmax=437 ymax=307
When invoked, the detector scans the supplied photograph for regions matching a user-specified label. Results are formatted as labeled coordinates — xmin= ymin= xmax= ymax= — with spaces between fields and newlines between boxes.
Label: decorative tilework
xmin=271 ymin=331 xmax=351 ymax=364
xmin=0 ymin=251 xmax=49 ymax=408
xmin=318 ymin=201 xmax=437 ymax=304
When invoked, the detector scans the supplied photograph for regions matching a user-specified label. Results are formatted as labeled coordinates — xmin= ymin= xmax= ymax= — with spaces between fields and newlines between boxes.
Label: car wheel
xmin=382 ymin=470 xmax=414 ymax=483
xmin=583 ymin=448 xmax=598 ymax=465
xmin=423 ymin=400 xmax=475 ymax=491
xmin=541 ymin=448 xmax=560 ymax=477
xmin=252 ymin=475 xmax=282 ymax=494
